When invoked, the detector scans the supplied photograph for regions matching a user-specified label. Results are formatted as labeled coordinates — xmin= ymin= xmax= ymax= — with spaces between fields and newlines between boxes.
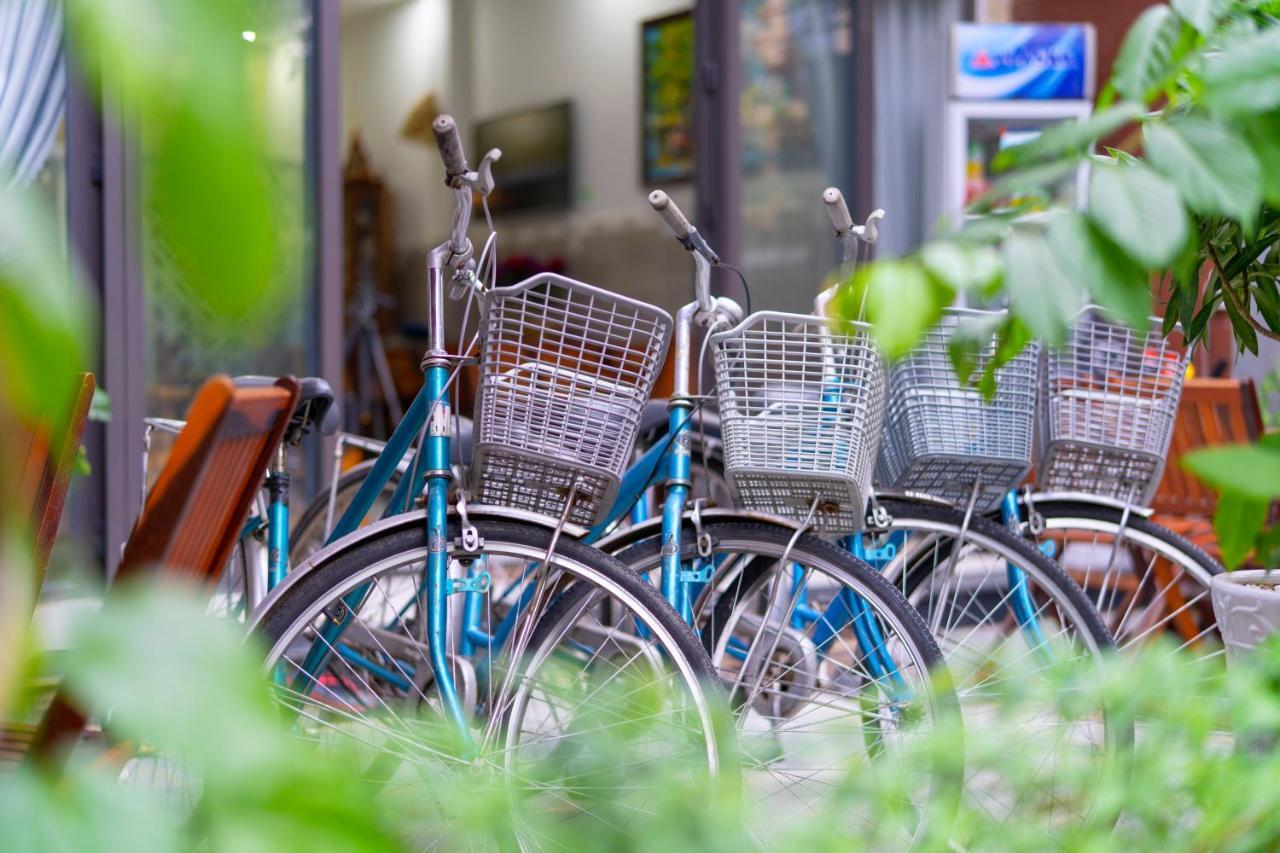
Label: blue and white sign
xmin=952 ymin=23 xmax=1095 ymax=101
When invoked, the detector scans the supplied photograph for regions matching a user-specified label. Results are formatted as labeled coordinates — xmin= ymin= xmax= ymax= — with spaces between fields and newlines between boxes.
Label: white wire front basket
xmin=1037 ymin=308 xmax=1187 ymax=506
xmin=470 ymin=273 xmax=672 ymax=526
xmin=710 ymin=311 xmax=886 ymax=533
xmin=877 ymin=308 xmax=1040 ymax=513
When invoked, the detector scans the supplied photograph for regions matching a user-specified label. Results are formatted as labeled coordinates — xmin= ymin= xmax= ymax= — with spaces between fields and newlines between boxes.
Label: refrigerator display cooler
xmin=945 ymin=23 xmax=1096 ymax=226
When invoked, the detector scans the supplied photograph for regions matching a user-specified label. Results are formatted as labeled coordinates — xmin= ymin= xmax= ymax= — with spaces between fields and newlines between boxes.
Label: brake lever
xmin=475 ymin=148 xmax=502 ymax=199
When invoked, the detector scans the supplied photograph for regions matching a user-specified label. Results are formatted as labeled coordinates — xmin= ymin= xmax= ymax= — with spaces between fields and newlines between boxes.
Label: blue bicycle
xmin=256 ymin=141 xmax=961 ymax=843
xmin=610 ymin=188 xmax=1125 ymax=835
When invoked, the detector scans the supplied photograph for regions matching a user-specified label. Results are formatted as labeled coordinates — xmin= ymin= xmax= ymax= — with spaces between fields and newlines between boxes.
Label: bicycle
xmin=617 ymin=188 xmax=1126 ymax=832
xmin=1003 ymin=311 xmax=1224 ymax=672
xmin=283 ymin=184 xmax=964 ymax=845
xmin=127 ymin=118 xmax=744 ymax=844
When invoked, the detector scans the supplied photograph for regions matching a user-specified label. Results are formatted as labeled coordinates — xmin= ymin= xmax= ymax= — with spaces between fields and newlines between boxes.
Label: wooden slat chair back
xmin=1150 ymin=378 xmax=1268 ymax=563
xmin=0 ymin=374 xmax=95 ymax=767
xmin=6 ymin=373 xmax=96 ymax=600
xmin=1151 ymin=378 xmax=1264 ymax=518
xmin=22 ymin=375 xmax=299 ymax=769
xmin=115 ymin=375 xmax=299 ymax=585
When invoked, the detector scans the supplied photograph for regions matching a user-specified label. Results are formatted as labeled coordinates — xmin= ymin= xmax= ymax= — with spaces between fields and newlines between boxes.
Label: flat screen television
xmin=475 ymin=101 xmax=572 ymax=213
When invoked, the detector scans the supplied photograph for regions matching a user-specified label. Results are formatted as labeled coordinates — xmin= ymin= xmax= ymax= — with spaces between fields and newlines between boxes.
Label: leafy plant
xmin=835 ymin=0 xmax=1280 ymax=560
xmin=0 ymin=0 xmax=292 ymax=683
xmin=13 ymin=581 xmax=1280 ymax=851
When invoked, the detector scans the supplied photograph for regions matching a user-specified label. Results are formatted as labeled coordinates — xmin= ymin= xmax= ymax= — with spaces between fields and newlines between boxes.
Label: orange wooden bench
xmin=1150 ymin=377 xmax=1269 ymax=563
xmin=16 ymin=375 xmax=299 ymax=771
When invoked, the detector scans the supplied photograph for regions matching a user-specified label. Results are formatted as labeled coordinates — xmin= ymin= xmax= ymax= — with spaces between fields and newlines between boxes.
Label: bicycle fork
xmin=1001 ymin=490 xmax=1049 ymax=651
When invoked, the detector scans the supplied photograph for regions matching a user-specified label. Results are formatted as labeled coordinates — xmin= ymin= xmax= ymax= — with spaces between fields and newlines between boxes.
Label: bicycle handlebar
xmin=822 ymin=187 xmax=854 ymax=234
xmin=432 ymin=114 xmax=469 ymax=184
xmin=648 ymin=189 xmax=719 ymax=265
xmin=648 ymin=190 xmax=694 ymax=238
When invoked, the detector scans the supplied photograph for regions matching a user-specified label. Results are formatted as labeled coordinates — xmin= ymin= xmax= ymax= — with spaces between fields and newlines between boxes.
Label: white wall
xmin=472 ymin=0 xmax=690 ymax=217
xmin=342 ymin=0 xmax=697 ymax=322
xmin=341 ymin=0 xmax=454 ymax=251
xmin=343 ymin=0 xmax=692 ymax=248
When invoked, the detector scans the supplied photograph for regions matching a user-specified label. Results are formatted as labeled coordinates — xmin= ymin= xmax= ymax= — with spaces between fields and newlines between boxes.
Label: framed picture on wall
xmin=641 ymin=10 xmax=694 ymax=183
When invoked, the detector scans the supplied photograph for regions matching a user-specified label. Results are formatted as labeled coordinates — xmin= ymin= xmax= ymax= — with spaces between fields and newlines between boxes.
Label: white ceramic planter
xmin=1210 ymin=570 xmax=1280 ymax=661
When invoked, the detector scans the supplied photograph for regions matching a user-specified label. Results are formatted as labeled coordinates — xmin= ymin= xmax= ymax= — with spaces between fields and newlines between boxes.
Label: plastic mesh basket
xmin=1037 ymin=308 xmax=1187 ymax=505
xmin=710 ymin=312 xmax=885 ymax=532
xmin=470 ymin=273 xmax=672 ymax=526
xmin=876 ymin=308 xmax=1040 ymax=512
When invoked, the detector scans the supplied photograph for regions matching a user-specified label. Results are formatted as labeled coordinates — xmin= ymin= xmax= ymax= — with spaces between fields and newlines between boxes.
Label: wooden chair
xmin=19 ymin=375 xmax=299 ymax=770
xmin=0 ymin=374 xmax=95 ymax=767
xmin=1150 ymin=378 xmax=1268 ymax=561
xmin=9 ymin=373 xmax=97 ymax=601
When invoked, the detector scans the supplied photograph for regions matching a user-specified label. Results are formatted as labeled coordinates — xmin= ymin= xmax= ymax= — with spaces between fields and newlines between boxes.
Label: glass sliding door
xmin=142 ymin=0 xmax=316 ymax=422
xmin=737 ymin=0 xmax=858 ymax=313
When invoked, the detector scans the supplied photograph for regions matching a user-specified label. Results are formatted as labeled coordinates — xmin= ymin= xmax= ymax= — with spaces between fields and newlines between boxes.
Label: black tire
xmin=594 ymin=517 xmax=960 ymax=847
xmin=261 ymin=518 xmax=723 ymax=693
xmin=873 ymin=496 xmax=1129 ymax=837
xmin=1013 ymin=498 xmax=1224 ymax=653
xmin=288 ymin=460 xmax=399 ymax=565
xmin=255 ymin=517 xmax=737 ymax=838
xmin=879 ymin=497 xmax=1115 ymax=654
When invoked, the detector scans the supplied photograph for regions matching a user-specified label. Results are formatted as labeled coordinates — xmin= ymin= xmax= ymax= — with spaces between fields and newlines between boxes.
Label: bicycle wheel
xmin=599 ymin=517 xmax=958 ymax=848
xmin=872 ymin=496 xmax=1125 ymax=831
xmin=1013 ymin=498 xmax=1224 ymax=664
xmin=255 ymin=517 xmax=735 ymax=846
xmin=288 ymin=459 xmax=400 ymax=565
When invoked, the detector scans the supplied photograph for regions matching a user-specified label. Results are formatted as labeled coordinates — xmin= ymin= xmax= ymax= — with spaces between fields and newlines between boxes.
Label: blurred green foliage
xmin=834 ymin=0 xmax=1280 ymax=567
xmin=10 ymin=582 xmax=1280 ymax=851
xmin=65 ymin=0 xmax=292 ymax=333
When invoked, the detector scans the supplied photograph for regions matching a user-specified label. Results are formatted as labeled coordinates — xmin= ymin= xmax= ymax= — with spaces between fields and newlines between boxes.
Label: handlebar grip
xmin=432 ymin=114 xmax=469 ymax=179
xmin=822 ymin=187 xmax=854 ymax=234
xmin=648 ymin=190 xmax=694 ymax=239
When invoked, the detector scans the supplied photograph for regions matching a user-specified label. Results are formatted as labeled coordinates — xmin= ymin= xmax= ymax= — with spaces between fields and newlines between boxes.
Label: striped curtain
xmin=0 ymin=0 xmax=64 ymax=187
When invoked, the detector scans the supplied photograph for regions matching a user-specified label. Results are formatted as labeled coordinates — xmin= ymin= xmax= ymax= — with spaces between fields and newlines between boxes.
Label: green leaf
xmin=1187 ymin=298 xmax=1216 ymax=344
xmin=1201 ymin=27 xmax=1280 ymax=115
xmin=920 ymin=241 xmax=1003 ymax=298
xmin=1183 ymin=444 xmax=1280 ymax=500
xmin=1220 ymin=281 xmax=1260 ymax=353
xmin=1145 ymin=119 xmax=1262 ymax=231
xmin=1002 ymin=230 xmax=1083 ymax=345
xmin=967 ymin=160 xmax=1078 ymax=215
xmin=1213 ymin=490 xmax=1268 ymax=568
xmin=1086 ymin=162 xmax=1189 ymax=268
xmin=1172 ymin=0 xmax=1231 ymax=34
xmin=1162 ymin=293 xmax=1181 ymax=337
xmin=1103 ymin=146 xmax=1142 ymax=166
xmin=992 ymin=103 xmax=1145 ymax=173
xmin=66 ymin=0 xmax=289 ymax=339
xmin=947 ymin=313 xmax=1002 ymax=386
xmin=978 ymin=318 xmax=1035 ymax=401
xmin=1047 ymin=213 xmax=1152 ymax=330
xmin=1112 ymin=5 xmax=1184 ymax=102
xmin=858 ymin=261 xmax=950 ymax=359
xmin=1242 ymin=113 xmax=1280 ymax=206
xmin=0 ymin=187 xmax=95 ymax=432
xmin=1255 ymin=522 xmax=1280 ymax=569
xmin=1252 ymin=280 xmax=1280 ymax=334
